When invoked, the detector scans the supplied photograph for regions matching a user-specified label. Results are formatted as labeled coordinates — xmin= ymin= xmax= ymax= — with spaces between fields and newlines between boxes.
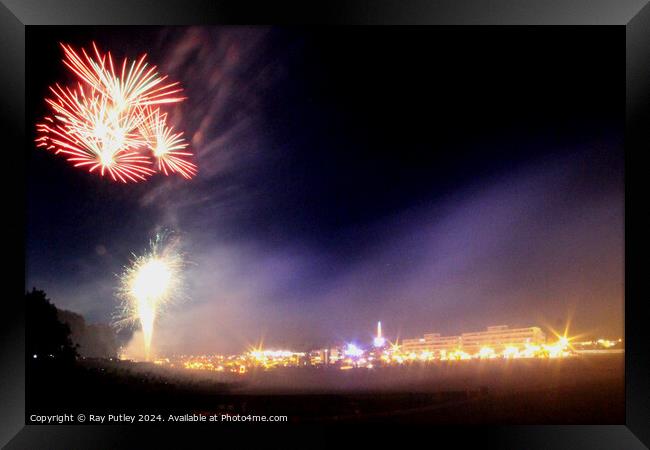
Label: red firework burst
xmin=139 ymin=107 xmax=198 ymax=179
xmin=36 ymin=42 xmax=197 ymax=183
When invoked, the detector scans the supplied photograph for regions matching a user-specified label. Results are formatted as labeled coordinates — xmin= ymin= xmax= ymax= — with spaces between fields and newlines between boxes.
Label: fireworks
xmin=35 ymin=42 xmax=197 ymax=182
xmin=116 ymin=232 xmax=186 ymax=360
xmin=139 ymin=107 xmax=197 ymax=179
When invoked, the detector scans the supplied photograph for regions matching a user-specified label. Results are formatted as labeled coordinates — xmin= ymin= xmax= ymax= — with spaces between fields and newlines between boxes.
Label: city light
xmin=345 ymin=343 xmax=364 ymax=358
xmin=477 ymin=347 xmax=497 ymax=359
xmin=129 ymin=322 xmax=622 ymax=374
xmin=502 ymin=346 xmax=520 ymax=358
xmin=373 ymin=321 xmax=386 ymax=348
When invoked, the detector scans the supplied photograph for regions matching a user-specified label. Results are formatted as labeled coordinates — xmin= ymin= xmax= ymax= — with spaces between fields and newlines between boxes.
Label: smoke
xmin=134 ymin=149 xmax=623 ymax=355
xmin=115 ymin=28 xmax=623 ymax=356
xmin=121 ymin=329 xmax=146 ymax=360
xmin=24 ymin=27 xmax=623 ymax=360
xmin=140 ymin=27 xmax=282 ymax=230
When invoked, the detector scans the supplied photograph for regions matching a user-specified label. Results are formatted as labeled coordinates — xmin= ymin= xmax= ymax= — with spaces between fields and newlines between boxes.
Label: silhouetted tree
xmin=58 ymin=308 xmax=120 ymax=358
xmin=25 ymin=288 xmax=77 ymax=362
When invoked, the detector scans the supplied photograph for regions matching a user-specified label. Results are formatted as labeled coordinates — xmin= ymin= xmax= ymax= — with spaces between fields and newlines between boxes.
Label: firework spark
xmin=36 ymin=83 xmax=155 ymax=182
xmin=140 ymin=107 xmax=198 ymax=179
xmin=116 ymin=233 xmax=186 ymax=360
xmin=60 ymin=42 xmax=185 ymax=109
xmin=36 ymin=42 xmax=196 ymax=182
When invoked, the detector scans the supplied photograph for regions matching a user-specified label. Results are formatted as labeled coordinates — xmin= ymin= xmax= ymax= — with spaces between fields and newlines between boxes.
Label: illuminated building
xmin=402 ymin=334 xmax=461 ymax=353
xmin=248 ymin=349 xmax=306 ymax=369
xmin=328 ymin=347 xmax=342 ymax=364
xmin=402 ymin=325 xmax=546 ymax=354
xmin=157 ymin=324 xmax=582 ymax=374
xmin=309 ymin=349 xmax=330 ymax=365
xmin=572 ymin=338 xmax=624 ymax=354
xmin=460 ymin=325 xmax=546 ymax=351
xmin=373 ymin=321 xmax=386 ymax=348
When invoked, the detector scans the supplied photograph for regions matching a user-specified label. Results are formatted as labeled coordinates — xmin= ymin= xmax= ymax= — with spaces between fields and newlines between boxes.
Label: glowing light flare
xmin=116 ymin=233 xmax=185 ymax=361
xmin=477 ymin=346 xmax=497 ymax=359
xmin=345 ymin=343 xmax=364 ymax=358
xmin=371 ymin=333 xmax=576 ymax=363
xmin=372 ymin=320 xmax=386 ymax=347
xmin=128 ymin=258 xmax=174 ymax=357
xmin=597 ymin=338 xmax=615 ymax=348
xmin=131 ymin=258 xmax=173 ymax=300
xmin=502 ymin=346 xmax=520 ymax=358
xmin=246 ymin=347 xmax=306 ymax=369
xmin=447 ymin=350 xmax=471 ymax=361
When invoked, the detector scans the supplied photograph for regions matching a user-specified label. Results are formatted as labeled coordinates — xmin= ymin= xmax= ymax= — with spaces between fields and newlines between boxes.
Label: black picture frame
xmin=1 ymin=0 xmax=648 ymax=448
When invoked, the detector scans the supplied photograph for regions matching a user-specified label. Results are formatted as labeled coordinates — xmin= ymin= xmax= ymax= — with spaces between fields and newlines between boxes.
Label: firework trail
xmin=116 ymin=232 xmax=186 ymax=360
xmin=35 ymin=42 xmax=197 ymax=182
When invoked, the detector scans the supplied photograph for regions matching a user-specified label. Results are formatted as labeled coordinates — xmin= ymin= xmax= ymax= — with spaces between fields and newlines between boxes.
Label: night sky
xmin=26 ymin=27 xmax=624 ymax=354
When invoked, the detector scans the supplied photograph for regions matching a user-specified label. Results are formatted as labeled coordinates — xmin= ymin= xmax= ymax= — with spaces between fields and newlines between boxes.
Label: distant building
xmin=328 ymin=347 xmax=342 ymax=364
xmin=402 ymin=334 xmax=461 ymax=353
xmin=373 ymin=321 xmax=386 ymax=348
xmin=401 ymin=325 xmax=546 ymax=354
xmin=309 ymin=348 xmax=330 ymax=365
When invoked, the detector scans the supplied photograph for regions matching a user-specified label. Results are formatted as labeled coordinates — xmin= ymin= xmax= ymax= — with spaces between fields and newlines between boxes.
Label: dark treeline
xmin=57 ymin=309 xmax=119 ymax=358
xmin=23 ymin=289 xmax=623 ymax=423
xmin=26 ymin=288 xmax=123 ymax=360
